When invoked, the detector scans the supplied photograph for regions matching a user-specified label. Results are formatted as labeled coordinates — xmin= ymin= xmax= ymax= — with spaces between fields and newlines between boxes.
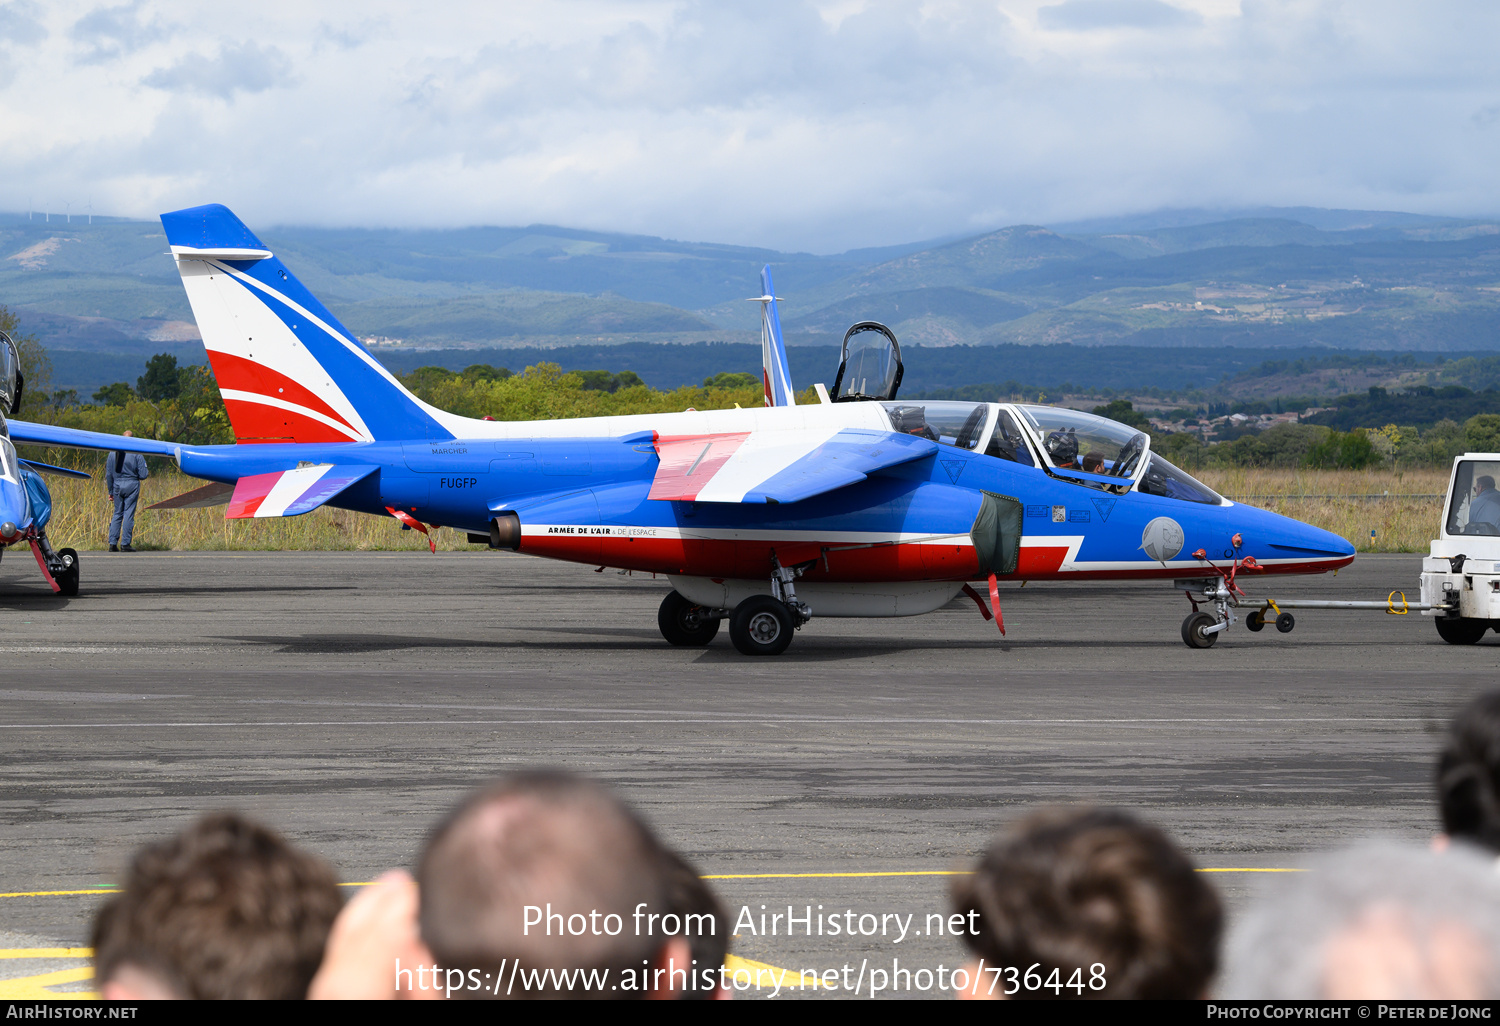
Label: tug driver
xmin=1471 ymin=475 xmax=1500 ymax=531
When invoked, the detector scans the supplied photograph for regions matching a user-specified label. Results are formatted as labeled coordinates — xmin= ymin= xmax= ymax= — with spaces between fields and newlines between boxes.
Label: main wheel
xmin=657 ymin=591 xmax=720 ymax=647
xmin=1245 ymin=610 xmax=1266 ymax=632
xmin=1436 ymin=617 xmax=1489 ymax=645
xmin=54 ymin=548 xmax=79 ymax=597
xmin=1181 ymin=611 xmax=1219 ymax=649
xmin=1275 ymin=612 xmax=1295 ymax=634
xmin=729 ymin=596 xmax=795 ymax=656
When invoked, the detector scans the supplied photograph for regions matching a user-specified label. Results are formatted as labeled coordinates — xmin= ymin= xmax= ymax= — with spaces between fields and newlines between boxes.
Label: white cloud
xmin=0 ymin=1 xmax=1496 ymax=252
xmin=142 ymin=41 xmax=293 ymax=99
xmin=1037 ymin=1 xmax=1201 ymax=31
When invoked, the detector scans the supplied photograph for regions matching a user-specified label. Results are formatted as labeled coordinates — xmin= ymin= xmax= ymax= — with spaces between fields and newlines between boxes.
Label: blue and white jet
xmin=10 ymin=205 xmax=1355 ymax=651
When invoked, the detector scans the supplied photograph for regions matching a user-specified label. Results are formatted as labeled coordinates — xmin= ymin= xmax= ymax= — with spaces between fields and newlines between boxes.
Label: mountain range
xmin=5 ymin=205 xmax=1500 ymax=394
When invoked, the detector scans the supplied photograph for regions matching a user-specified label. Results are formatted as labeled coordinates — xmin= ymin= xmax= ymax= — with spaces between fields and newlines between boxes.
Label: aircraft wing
xmin=226 ymin=464 xmax=378 ymax=518
xmin=18 ymin=459 xmax=91 ymax=479
xmin=6 ymin=420 xmax=181 ymax=456
xmin=650 ymin=428 xmax=936 ymax=504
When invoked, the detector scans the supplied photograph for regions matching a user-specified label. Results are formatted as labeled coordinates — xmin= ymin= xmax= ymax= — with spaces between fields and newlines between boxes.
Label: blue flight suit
xmin=106 ymin=451 xmax=149 ymax=547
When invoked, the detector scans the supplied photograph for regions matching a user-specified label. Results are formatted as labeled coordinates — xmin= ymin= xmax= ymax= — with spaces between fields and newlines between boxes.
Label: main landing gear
xmin=656 ymin=556 xmax=814 ymax=656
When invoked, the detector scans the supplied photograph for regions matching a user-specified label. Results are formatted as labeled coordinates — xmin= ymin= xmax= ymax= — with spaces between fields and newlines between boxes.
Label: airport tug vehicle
xmin=1419 ymin=454 xmax=1500 ymax=644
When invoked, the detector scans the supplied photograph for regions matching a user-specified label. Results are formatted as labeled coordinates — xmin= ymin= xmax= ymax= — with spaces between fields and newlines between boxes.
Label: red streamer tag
xmin=988 ymin=572 xmax=1005 ymax=637
xmin=386 ymin=506 xmax=436 ymax=553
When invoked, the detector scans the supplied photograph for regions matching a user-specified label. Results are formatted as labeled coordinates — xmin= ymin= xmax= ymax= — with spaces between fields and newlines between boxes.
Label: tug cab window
xmin=881 ymin=401 xmax=990 ymax=451
xmin=1137 ymin=453 xmax=1222 ymax=505
xmin=1447 ymin=460 xmax=1500 ymax=536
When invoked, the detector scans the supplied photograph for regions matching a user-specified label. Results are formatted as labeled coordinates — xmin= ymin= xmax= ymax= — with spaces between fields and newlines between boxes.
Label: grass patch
xmin=1198 ymin=467 xmax=1448 ymax=553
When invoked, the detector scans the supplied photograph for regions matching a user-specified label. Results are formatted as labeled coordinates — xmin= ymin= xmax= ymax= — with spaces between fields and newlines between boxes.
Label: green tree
xmin=137 ymin=353 xmax=183 ymax=401
xmin=1156 ymin=431 xmax=1206 ymax=469
xmin=1090 ymin=399 xmax=1151 ymax=430
xmin=1305 ymin=429 xmax=1378 ymax=469
xmin=461 ymin=364 xmax=511 ymax=384
xmin=577 ymin=369 xmax=645 ymax=393
xmin=704 ymin=371 xmax=758 ymax=389
xmin=0 ymin=305 xmax=52 ymax=417
xmin=93 ymin=382 xmax=135 ymax=406
xmin=1464 ymin=414 xmax=1500 ymax=453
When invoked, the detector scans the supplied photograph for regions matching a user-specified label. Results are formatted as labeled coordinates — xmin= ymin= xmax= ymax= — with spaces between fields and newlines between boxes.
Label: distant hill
xmin=7 ymin=206 xmax=1500 ymax=369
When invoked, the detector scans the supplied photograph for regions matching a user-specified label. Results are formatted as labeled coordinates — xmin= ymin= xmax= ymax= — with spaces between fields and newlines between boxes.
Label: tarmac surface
xmin=0 ymin=548 xmax=1494 ymax=995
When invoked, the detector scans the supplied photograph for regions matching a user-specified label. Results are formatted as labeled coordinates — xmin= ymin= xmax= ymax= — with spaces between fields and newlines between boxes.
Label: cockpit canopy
xmin=1014 ymin=405 xmax=1146 ymax=479
xmin=0 ymin=331 xmax=18 ymax=417
xmin=874 ymin=394 xmax=1223 ymax=506
xmin=832 ymin=322 xmax=903 ymax=402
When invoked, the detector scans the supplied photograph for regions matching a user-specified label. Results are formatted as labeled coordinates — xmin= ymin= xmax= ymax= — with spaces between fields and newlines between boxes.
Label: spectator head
xmin=951 ymin=807 xmax=1222 ymax=1000
xmin=1479 ymin=476 xmax=1496 ymax=492
xmin=122 ymin=430 xmax=133 ymax=438
xmin=1438 ymin=690 xmax=1500 ymax=852
xmin=1221 ymin=842 xmax=1500 ymax=999
xmin=659 ymin=848 xmax=729 ymax=1000
xmin=91 ymin=812 xmax=343 ymax=1000
xmin=416 ymin=770 xmax=690 ymax=999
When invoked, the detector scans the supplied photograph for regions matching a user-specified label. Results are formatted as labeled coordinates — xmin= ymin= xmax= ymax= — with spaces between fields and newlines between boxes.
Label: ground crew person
xmin=105 ymin=431 xmax=149 ymax=552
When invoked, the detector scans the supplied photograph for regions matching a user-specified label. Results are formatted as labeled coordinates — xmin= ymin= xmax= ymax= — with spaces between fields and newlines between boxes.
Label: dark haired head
xmin=952 ymin=807 xmax=1221 ymax=1000
xmin=1438 ymin=691 xmax=1500 ymax=851
xmin=91 ymin=812 xmax=343 ymax=999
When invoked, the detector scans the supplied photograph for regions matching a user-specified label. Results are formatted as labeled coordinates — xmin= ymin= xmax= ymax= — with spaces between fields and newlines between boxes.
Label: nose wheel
xmin=1181 ymin=611 xmax=1219 ymax=649
xmin=729 ymin=596 xmax=795 ymax=656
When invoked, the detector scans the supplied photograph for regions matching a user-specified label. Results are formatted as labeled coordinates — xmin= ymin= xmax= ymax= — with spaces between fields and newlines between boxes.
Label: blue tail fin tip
xmin=160 ymin=204 xmax=268 ymax=252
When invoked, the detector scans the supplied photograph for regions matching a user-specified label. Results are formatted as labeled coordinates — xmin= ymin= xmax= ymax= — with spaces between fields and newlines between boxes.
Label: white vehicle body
xmin=1419 ymin=453 xmax=1500 ymax=640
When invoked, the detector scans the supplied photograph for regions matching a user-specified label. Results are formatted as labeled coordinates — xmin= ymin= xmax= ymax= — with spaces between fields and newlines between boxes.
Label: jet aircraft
xmin=0 ymin=332 xmax=85 ymax=596
xmin=9 ymin=204 xmax=1355 ymax=652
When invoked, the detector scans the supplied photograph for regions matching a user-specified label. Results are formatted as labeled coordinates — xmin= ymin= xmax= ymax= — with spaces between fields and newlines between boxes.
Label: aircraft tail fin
xmin=160 ymin=204 xmax=450 ymax=444
xmin=757 ymin=266 xmax=795 ymax=407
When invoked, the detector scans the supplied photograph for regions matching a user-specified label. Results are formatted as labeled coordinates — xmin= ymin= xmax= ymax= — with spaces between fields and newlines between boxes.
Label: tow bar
xmin=1176 ymin=534 xmax=1448 ymax=648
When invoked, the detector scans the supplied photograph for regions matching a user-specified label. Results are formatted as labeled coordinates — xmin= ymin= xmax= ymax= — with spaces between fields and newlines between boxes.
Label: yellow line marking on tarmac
xmin=723 ymin=954 xmax=823 ymax=989
xmin=0 ymin=948 xmax=91 ymax=958
xmin=1198 ymin=868 xmax=1307 ymax=873
xmin=0 ymin=867 xmax=1306 ymax=899
xmin=704 ymin=871 xmax=964 ymax=880
xmin=0 ymin=967 xmax=95 ymax=1000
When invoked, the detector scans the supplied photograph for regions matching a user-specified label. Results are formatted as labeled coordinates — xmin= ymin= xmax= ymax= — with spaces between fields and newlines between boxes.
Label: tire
xmin=730 ymin=596 xmax=795 ymax=656
xmin=657 ymin=591 xmax=720 ymax=647
xmin=1275 ymin=612 xmax=1295 ymax=634
xmin=1436 ymin=617 xmax=1490 ymax=645
xmin=1245 ymin=610 xmax=1265 ymax=632
xmin=55 ymin=548 xmax=79 ymax=597
xmin=1181 ymin=611 xmax=1219 ymax=649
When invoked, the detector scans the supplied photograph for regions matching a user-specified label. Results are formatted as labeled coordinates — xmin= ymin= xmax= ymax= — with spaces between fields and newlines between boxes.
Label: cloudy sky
xmin=0 ymin=0 xmax=1495 ymax=251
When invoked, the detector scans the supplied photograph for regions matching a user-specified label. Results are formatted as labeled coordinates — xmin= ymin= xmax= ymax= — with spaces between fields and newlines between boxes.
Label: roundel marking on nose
xmin=1141 ymin=516 xmax=1185 ymax=562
